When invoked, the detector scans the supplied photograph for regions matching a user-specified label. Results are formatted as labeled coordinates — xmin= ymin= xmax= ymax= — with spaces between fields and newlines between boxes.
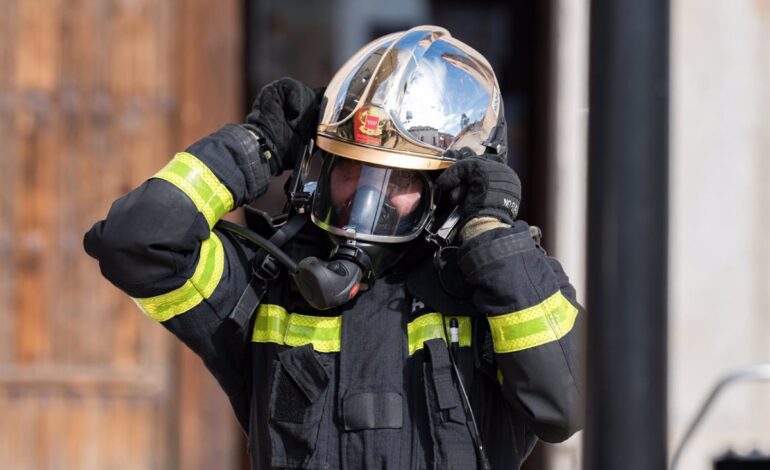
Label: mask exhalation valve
xmin=293 ymin=257 xmax=363 ymax=311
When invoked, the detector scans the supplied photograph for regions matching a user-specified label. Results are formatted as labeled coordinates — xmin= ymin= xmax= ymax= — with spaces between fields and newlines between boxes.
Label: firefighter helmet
xmin=311 ymin=25 xmax=505 ymax=244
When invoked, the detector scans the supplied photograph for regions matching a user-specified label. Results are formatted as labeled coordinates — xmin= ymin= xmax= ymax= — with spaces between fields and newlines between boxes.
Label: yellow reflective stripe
xmin=487 ymin=291 xmax=578 ymax=353
xmin=407 ymin=313 xmax=472 ymax=356
xmin=132 ymin=233 xmax=225 ymax=321
xmin=153 ymin=152 xmax=234 ymax=228
xmin=251 ymin=305 xmax=342 ymax=353
xmin=251 ymin=304 xmax=289 ymax=344
xmin=250 ymin=306 xmax=472 ymax=356
xmin=284 ymin=313 xmax=342 ymax=353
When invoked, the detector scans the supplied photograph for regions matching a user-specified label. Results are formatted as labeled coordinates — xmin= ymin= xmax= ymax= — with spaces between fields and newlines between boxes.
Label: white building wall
xmin=669 ymin=1 xmax=770 ymax=468
xmin=548 ymin=0 xmax=588 ymax=467
xmin=548 ymin=1 xmax=770 ymax=469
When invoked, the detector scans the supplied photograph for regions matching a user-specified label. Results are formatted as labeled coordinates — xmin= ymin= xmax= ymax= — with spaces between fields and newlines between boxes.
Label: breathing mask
xmin=288 ymin=148 xmax=435 ymax=310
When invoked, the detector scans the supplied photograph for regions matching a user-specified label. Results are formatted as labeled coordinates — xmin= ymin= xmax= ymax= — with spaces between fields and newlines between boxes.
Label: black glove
xmin=243 ymin=78 xmax=324 ymax=175
xmin=436 ymin=150 xmax=521 ymax=225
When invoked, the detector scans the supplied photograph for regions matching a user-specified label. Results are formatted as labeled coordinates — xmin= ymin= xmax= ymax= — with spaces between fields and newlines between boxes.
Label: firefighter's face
xmin=329 ymin=158 xmax=424 ymax=217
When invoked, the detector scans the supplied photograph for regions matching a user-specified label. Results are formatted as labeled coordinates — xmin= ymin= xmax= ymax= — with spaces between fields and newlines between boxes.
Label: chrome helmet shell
xmin=316 ymin=25 xmax=505 ymax=171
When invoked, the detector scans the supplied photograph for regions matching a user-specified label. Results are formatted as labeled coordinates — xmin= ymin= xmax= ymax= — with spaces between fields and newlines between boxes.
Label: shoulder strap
xmin=243 ymin=205 xmax=278 ymax=238
xmin=227 ymin=213 xmax=308 ymax=330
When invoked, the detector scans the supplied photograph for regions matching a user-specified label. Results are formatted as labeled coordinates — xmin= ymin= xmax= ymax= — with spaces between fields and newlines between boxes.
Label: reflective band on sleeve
xmin=132 ymin=233 xmax=225 ymax=321
xmin=407 ymin=313 xmax=472 ymax=356
xmin=153 ymin=152 xmax=234 ymax=228
xmin=250 ymin=306 xmax=471 ymax=356
xmin=251 ymin=305 xmax=342 ymax=353
xmin=487 ymin=290 xmax=578 ymax=353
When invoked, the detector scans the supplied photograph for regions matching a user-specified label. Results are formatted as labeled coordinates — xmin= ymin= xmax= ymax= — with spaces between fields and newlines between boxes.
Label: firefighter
xmin=85 ymin=25 xmax=583 ymax=469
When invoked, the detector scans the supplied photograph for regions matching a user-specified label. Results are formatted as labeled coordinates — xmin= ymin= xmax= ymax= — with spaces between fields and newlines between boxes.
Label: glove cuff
xmin=183 ymin=124 xmax=274 ymax=206
xmin=476 ymin=208 xmax=515 ymax=226
xmin=241 ymin=124 xmax=282 ymax=176
xmin=460 ymin=216 xmax=511 ymax=241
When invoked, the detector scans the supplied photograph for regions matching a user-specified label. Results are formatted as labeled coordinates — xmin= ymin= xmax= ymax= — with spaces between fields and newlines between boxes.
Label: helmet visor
xmin=311 ymin=155 xmax=432 ymax=242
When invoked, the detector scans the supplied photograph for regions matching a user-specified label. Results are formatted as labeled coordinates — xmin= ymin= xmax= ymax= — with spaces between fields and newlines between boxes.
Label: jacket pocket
xmin=422 ymin=339 xmax=478 ymax=470
xmin=268 ymin=344 xmax=332 ymax=469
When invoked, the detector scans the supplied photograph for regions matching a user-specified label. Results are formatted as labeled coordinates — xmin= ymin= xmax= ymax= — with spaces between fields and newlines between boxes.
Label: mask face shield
xmin=311 ymin=154 xmax=433 ymax=243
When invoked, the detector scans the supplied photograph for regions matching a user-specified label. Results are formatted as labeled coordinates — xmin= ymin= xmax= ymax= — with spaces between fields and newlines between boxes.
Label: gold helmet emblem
xmin=354 ymin=106 xmax=387 ymax=146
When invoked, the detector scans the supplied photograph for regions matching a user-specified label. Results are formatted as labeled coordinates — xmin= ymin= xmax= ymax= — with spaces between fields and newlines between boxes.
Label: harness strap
xmin=228 ymin=213 xmax=308 ymax=330
xmin=425 ymin=339 xmax=461 ymax=411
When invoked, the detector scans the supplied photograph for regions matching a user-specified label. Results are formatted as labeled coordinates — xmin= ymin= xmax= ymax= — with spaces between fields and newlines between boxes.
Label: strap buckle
xmin=425 ymin=206 xmax=463 ymax=248
xmin=253 ymin=254 xmax=281 ymax=282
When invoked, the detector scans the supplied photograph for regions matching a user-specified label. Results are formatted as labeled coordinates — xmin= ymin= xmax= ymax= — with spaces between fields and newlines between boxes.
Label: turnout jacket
xmin=84 ymin=125 xmax=584 ymax=469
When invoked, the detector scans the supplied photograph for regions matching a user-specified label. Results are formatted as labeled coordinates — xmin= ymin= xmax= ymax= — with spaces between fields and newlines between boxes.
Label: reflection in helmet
xmin=316 ymin=25 xmax=504 ymax=171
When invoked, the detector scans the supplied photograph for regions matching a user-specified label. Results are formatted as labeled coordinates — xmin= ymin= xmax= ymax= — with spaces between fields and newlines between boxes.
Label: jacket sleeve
xmin=83 ymin=124 xmax=273 ymax=429
xmin=458 ymin=220 xmax=584 ymax=443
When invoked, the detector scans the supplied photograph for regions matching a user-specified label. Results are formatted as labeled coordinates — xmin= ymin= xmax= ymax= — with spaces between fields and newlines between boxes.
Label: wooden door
xmin=0 ymin=0 xmax=244 ymax=468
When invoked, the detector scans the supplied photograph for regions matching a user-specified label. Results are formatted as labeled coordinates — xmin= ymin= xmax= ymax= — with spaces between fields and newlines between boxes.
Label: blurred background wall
xmin=548 ymin=1 xmax=770 ymax=468
xmin=549 ymin=1 xmax=770 ymax=468
xmin=0 ymin=0 xmax=245 ymax=468
xmin=668 ymin=0 xmax=770 ymax=468
xmin=0 ymin=0 xmax=768 ymax=469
